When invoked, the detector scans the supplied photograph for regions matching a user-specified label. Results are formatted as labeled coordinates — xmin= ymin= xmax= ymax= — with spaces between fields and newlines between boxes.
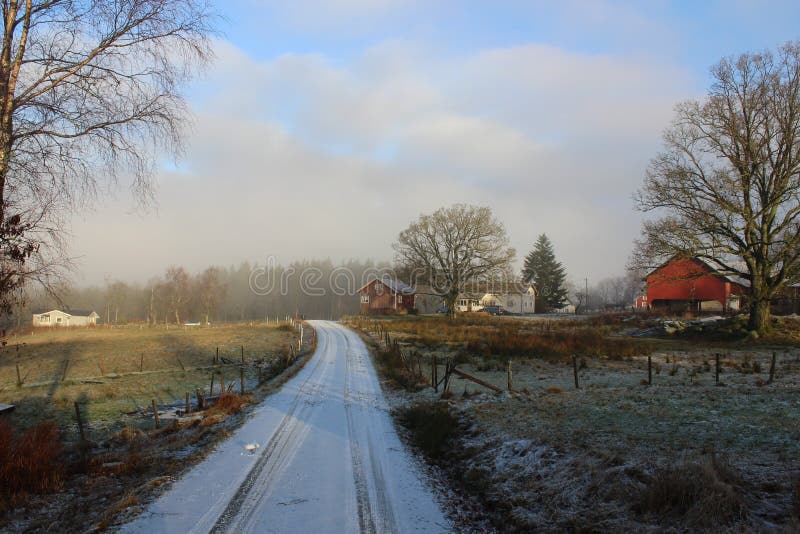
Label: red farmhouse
xmin=358 ymin=277 xmax=416 ymax=315
xmin=644 ymin=256 xmax=748 ymax=313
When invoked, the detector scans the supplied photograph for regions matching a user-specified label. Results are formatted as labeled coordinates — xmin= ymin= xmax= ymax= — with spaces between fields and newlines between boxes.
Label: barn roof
xmin=646 ymin=255 xmax=750 ymax=288
xmin=357 ymin=276 xmax=416 ymax=295
xmin=695 ymin=258 xmax=750 ymax=287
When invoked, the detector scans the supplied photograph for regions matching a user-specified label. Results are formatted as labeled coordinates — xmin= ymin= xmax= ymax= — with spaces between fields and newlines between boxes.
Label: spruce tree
xmin=522 ymin=234 xmax=568 ymax=311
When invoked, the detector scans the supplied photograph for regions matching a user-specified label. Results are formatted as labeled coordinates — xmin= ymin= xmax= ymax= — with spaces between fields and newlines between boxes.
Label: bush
xmin=397 ymin=401 xmax=460 ymax=459
xmin=0 ymin=419 xmax=64 ymax=509
xmin=637 ymin=455 xmax=746 ymax=528
xmin=212 ymin=393 xmax=249 ymax=415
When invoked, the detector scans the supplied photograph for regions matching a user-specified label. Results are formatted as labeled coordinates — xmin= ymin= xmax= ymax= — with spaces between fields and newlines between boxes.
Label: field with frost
xmin=351 ymin=314 xmax=800 ymax=532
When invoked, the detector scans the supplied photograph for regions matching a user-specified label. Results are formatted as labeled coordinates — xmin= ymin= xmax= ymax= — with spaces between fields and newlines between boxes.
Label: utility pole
xmin=585 ymin=277 xmax=589 ymax=313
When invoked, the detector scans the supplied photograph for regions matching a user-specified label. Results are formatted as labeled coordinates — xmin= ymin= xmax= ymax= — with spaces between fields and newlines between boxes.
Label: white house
xmin=32 ymin=309 xmax=99 ymax=327
xmin=479 ymin=284 xmax=537 ymax=314
xmin=554 ymin=300 xmax=577 ymax=314
xmin=455 ymin=294 xmax=483 ymax=312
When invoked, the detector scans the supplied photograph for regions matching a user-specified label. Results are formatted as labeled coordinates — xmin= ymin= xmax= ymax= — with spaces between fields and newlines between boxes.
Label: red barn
xmin=644 ymin=256 xmax=748 ymax=313
xmin=358 ymin=277 xmax=416 ymax=315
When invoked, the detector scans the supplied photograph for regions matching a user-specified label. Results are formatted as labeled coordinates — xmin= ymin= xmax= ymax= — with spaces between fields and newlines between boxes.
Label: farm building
xmin=772 ymin=283 xmax=800 ymax=316
xmin=643 ymin=256 xmax=747 ymax=313
xmin=32 ymin=309 xmax=99 ymax=327
xmin=413 ymin=286 xmax=445 ymax=314
xmin=358 ymin=277 xmax=416 ymax=315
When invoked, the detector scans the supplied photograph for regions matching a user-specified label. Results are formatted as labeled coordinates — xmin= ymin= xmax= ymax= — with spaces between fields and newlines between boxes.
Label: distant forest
xmin=6 ymin=259 xmax=393 ymax=327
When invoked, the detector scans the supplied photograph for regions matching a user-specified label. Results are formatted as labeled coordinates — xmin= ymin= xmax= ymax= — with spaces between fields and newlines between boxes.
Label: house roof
xmin=357 ymin=276 xmax=416 ymax=295
xmin=32 ymin=308 xmax=98 ymax=317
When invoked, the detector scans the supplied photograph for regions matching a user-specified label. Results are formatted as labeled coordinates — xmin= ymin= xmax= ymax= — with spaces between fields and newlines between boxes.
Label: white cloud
xmin=69 ymin=37 xmax=695 ymax=286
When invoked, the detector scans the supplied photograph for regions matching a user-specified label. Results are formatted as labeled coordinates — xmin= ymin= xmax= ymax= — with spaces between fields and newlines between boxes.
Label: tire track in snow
xmin=342 ymin=329 xmax=397 ymax=534
xmin=209 ymin=333 xmax=332 ymax=534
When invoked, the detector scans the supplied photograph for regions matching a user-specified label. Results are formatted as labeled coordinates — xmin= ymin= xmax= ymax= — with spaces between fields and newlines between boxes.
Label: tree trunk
xmin=174 ymin=309 xmax=181 ymax=325
xmin=748 ymin=297 xmax=771 ymax=333
xmin=445 ymin=290 xmax=459 ymax=318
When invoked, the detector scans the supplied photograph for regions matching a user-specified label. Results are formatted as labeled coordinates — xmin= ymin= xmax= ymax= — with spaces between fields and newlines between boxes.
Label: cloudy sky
xmin=70 ymin=0 xmax=800 ymax=286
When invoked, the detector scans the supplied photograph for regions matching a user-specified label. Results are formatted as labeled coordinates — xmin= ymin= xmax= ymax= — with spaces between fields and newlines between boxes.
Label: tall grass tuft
xmin=397 ymin=401 xmax=460 ymax=459
xmin=0 ymin=419 xmax=64 ymax=509
xmin=637 ymin=455 xmax=746 ymax=528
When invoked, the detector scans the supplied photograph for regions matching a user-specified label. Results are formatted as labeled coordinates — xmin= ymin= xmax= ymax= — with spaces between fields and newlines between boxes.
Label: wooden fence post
xmin=241 ymin=345 xmax=244 ymax=364
xmin=74 ymin=402 xmax=86 ymax=442
xmin=140 ymin=353 xmax=144 ymax=372
xmin=215 ymin=346 xmax=219 ymax=365
xmin=767 ymin=352 xmax=776 ymax=384
xmin=61 ymin=359 xmax=70 ymax=382
xmin=185 ymin=392 xmax=190 ymax=414
xmin=507 ymin=360 xmax=513 ymax=391
xmin=441 ymin=359 xmax=450 ymax=396
xmin=240 ymin=367 xmax=245 ymax=395
xmin=152 ymin=399 xmax=160 ymax=429
xmin=196 ymin=388 xmax=203 ymax=410
xmin=715 ymin=353 xmax=720 ymax=385
xmin=15 ymin=363 xmax=22 ymax=387
xmin=648 ymin=355 xmax=652 ymax=386
xmin=572 ymin=355 xmax=580 ymax=389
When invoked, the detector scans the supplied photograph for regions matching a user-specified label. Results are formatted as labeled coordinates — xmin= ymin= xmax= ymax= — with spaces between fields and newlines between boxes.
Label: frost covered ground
xmin=356 ymin=316 xmax=800 ymax=532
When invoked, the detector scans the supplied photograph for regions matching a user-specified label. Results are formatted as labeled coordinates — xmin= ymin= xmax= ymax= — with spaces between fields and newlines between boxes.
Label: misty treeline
xmin=6 ymin=259 xmax=392 ymax=327
xmin=569 ymin=270 xmax=644 ymax=313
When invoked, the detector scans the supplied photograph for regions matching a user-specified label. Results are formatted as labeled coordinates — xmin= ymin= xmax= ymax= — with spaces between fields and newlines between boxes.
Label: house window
xmin=40 ymin=314 xmax=50 ymax=323
xmin=396 ymin=294 xmax=403 ymax=304
xmin=360 ymin=294 xmax=370 ymax=304
xmin=56 ymin=317 xmax=62 ymax=323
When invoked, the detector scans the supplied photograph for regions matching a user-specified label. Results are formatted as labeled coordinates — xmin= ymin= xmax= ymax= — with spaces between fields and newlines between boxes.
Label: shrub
xmin=638 ymin=455 xmax=746 ymax=528
xmin=397 ymin=401 xmax=460 ymax=459
xmin=0 ymin=420 xmax=64 ymax=509
xmin=213 ymin=393 xmax=249 ymax=415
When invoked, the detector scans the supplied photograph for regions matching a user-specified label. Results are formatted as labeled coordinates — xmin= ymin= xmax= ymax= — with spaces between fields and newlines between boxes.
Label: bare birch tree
xmin=633 ymin=42 xmax=800 ymax=333
xmin=196 ymin=265 xmax=225 ymax=324
xmin=393 ymin=204 xmax=515 ymax=316
xmin=0 ymin=0 xmax=214 ymax=314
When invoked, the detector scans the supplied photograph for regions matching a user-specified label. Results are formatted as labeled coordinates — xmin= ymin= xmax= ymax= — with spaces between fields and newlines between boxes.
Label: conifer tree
xmin=522 ymin=234 xmax=568 ymax=311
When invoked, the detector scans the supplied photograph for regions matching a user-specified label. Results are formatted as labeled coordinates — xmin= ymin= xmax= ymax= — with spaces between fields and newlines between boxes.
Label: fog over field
xmin=67 ymin=1 xmax=800 ymax=286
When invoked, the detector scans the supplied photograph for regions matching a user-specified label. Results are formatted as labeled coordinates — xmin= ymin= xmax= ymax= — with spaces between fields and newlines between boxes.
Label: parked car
xmin=482 ymin=305 xmax=510 ymax=316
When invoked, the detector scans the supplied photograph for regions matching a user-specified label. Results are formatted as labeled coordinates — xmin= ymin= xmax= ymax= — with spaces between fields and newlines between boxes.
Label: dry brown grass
xmin=211 ymin=393 xmax=250 ymax=415
xmin=398 ymin=401 xmax=461 ymax=459
xmin=0 ymin=322 xmax=295 ymax=437
xmin=352 ymin=316 xmax=650 ymax=361
xmin=638 ymin=455 xmax=747 ymax=528
xmin=0 ymin=419 xmax=64 ymax=510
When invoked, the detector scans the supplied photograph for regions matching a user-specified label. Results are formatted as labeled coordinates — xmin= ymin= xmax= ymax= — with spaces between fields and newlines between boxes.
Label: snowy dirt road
xmin=120 ymin=321 xmax=450 ymax=534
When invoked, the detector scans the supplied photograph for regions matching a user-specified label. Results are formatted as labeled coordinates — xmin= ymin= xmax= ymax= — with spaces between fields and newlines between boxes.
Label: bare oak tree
xmin=393 ymin=204 xmax=515 ymax=316
xmin=0 ymin=0 xmax=214 ymax=314
xmin=633 ymin=42 xmax=800 ymax=333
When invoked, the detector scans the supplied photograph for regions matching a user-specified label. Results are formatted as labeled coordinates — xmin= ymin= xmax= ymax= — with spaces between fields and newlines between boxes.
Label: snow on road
xmin=120 ymin=321 xmax=451 ymax=534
